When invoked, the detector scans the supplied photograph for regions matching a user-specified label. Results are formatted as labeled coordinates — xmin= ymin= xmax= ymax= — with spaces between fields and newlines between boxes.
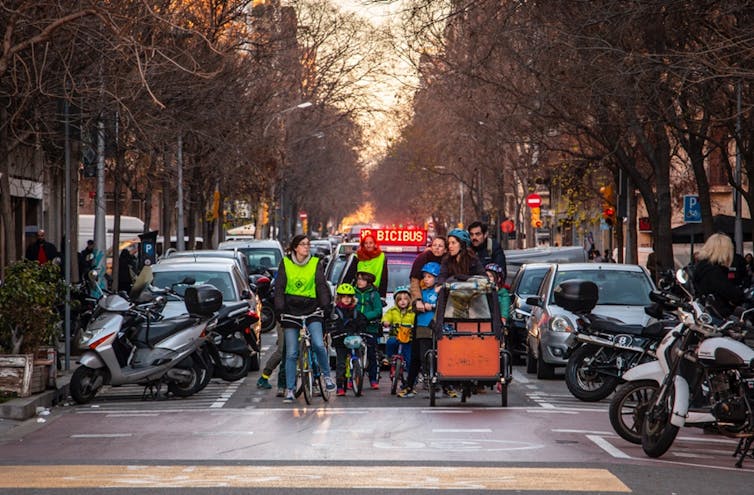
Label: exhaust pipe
xmin=574 ymin=333 xmax=646 ymax=353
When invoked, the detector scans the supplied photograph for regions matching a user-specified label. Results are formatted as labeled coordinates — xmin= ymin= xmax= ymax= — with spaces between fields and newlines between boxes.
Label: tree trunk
xmin=0 ymin=107 xmax=17 ymax=265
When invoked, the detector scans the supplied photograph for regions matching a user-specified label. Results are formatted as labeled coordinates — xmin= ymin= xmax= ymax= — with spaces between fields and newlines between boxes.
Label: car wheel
xmin=526 ymin=344 xmax=537 ymax=374
xmin=536 ymin=345 xmax=556 ymax=379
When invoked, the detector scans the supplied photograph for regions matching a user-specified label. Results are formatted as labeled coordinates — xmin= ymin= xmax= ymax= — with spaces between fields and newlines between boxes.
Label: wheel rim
xmin=620 ymin=385 xmax=655 ymax=436
xmin=575 ymin=357 xmax=605 ymax=391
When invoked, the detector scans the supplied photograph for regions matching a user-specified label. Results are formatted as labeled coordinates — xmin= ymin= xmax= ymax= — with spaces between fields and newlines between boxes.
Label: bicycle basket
xmin=343 ymin=335 xmax=363 ymax=349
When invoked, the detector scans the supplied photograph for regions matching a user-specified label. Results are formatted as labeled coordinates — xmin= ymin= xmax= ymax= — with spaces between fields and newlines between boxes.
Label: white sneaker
xmin=324 ymin=376 xmax=336 ymax=391
xmin=283 ymin=389 xmax=295 ymax=403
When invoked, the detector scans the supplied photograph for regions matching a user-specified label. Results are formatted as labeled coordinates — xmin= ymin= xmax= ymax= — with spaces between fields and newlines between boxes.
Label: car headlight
xmin=550 ymin=315 xmax=575 ymax=333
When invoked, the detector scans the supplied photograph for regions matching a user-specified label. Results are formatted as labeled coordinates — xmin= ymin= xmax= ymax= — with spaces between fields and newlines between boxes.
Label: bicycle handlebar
xmin=280 ymin=309 xmax=325 ymax=323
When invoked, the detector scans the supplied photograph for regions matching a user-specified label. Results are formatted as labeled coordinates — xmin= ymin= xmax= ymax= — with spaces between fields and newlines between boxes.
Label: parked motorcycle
xmin=609 ymin=282 xmax=754 ymax=467
xmin=70 ymin=277 xmax=221 ymax=404
xmin=203 ymin=301 xmax=259 ymax=381
xmin=564 ymin=314 xmax=672 ymax=401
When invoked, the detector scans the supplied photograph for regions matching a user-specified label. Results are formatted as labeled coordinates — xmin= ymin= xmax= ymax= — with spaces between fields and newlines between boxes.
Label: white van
xmin=78 ymin=214 xmax=145 ymax=251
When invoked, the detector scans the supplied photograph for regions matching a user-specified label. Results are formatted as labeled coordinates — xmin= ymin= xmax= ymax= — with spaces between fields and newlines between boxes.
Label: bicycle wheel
xmin=352 ymin=357 xmax=364 ymax=397
xmin=390 ymin=358 xmax=403 ymax=395
xmin=297 ymin=341 xmax=313 ymax=405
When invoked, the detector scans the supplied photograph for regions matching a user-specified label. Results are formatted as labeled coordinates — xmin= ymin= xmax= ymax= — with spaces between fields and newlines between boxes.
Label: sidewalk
xmin=0 ymin=369 xmax=72 ymax=422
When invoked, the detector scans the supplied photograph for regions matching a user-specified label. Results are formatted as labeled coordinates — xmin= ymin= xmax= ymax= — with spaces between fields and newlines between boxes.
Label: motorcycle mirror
xmin=179 ymin=276 xmax=196 ymax=285
xmin=675 ymin=268 xmax=689 ymax=285
xmin=241 ymin=289 xmax=252 ymax=300
xmin=88 ymin=269 xmax=99 ymax=282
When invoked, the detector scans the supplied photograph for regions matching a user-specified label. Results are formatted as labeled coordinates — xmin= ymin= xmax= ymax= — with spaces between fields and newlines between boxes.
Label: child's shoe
xmin=346 ymin=380 xmax=353 ymax=390
xmin=256 ymin=376 xmax=272 ymax=389
xmin=283 ymin=389 xmax=295 ymax=403
xmin=443 ymin=386 xmax=459 ymax=398
xmin=397 ymin=387 xmax=415 ymax=398
xmin=371 ymin=380 xmax=380 ymax=390
xmin=336 ymin=388 xmax=346 ymax=396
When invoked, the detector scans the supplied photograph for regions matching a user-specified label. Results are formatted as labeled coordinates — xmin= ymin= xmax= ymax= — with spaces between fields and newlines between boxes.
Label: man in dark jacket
xmin=468 ymin=221 xmax=507 ymax=281
xmin=25 ymin=229 xmax=59 ymax=264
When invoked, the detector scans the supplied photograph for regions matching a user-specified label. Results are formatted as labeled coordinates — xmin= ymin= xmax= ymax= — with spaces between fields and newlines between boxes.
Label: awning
xmin=670 ymin=214 xmax=753 ymax=244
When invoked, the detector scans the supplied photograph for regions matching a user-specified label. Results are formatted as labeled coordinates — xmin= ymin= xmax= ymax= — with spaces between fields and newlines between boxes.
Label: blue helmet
xmin=393 ymin=285 xmax=411 ymax=297
xmin=421 ymin=261 xmax=441 ymax=277
xmin=448 ymin=228 xmax=471 ymax=247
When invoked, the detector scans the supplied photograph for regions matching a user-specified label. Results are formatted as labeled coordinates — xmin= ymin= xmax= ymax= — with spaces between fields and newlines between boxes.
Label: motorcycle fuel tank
xmin=697 ymin=337 xmax=754 ymax=368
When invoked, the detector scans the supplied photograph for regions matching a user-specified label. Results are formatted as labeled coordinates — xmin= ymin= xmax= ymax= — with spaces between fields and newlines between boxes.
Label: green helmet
xmin=336 ymin=283 xmax=356 ymax=296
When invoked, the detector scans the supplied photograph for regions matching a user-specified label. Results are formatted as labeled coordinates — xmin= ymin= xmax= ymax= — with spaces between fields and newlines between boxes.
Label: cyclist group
xmin=267 ymin=221 xmax=509 ymax=404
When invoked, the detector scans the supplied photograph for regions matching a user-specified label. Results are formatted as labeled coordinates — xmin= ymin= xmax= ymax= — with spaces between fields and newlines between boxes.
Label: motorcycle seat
xmin=642 ymin=320 xmax=675 ymax=338
xmin=132 ymin=315 xmax=200 ymax=347
xmin=216 ymin=301 xmax=250 ymax=320
xmin=588 ymin=314 xmax=644 ymax=335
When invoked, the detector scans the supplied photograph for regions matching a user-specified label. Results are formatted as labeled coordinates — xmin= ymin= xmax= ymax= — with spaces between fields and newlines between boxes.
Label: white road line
xmin=420 ymin=410 xmax=473 ymax=414
xmin=313 ymin=428 xmax=374 ymax=434
xmin=105 ymin=413 xmax=160 ymax=418
xmin=676 ymin=436 xmax=739 ymax=445
xmin=525 ymin=409 xmax=578 ymax=414
xmin=432 ymin=429 xmax=492 ymax=433
xmin=586 ymin=435 xmax=630 ymax=459
xmin=535 ymin=401 xmax=556 ymax=409
xmin=512 ymin=370 xmax=530 ymax=384
xmin=552 ymin=429 xmax=614 ymax=435
xmin=525 ymin=384 xmax=538 ymax=389
xmin=193 ymin=431 xmax=254 ymax=436
xmin=70 ymin=433 xmax=133 ymax=439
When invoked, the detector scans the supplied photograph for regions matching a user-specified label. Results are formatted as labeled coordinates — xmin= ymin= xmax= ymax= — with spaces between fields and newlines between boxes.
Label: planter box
xmin=0 ymin=351 xmax=56 ymax=398
xmin=0 ymin=354 xmax=34 ymax=397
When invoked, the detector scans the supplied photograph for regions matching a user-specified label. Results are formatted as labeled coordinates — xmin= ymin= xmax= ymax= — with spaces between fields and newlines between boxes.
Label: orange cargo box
xmin=437 ymin=335 xmax=500 ymax=378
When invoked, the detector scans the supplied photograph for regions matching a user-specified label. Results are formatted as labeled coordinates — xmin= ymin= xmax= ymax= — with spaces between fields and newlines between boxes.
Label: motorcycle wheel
xmin=167 ymin=359 xmax=204 ymax=397
xmin=214 ymin=352 xmax=251 ymax=382
xmin=609 ymin=380 xmax=658 ymax=444
xmin=70 ymin=366 xmax=104 ymax=404
xmin=565 ymin=345 xmax=620 ymax=402
xmin=641 ymin=384 xmax=679 ymax=457
xmin=260 ymin=303 xmax=277 ymax=333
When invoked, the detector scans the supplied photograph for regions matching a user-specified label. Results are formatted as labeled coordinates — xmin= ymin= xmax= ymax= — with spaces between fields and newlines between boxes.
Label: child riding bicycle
xmin=354 ymin=270 xmax=383 ymax=390
xmin=327 ymin=283 xmax=367 ymax=396
xmin=382 ymin=285 xmax=414 ymax=377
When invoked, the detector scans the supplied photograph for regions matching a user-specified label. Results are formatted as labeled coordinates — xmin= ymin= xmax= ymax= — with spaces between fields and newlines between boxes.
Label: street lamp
xmin=263 ymin=101 xmax=313 ymax=136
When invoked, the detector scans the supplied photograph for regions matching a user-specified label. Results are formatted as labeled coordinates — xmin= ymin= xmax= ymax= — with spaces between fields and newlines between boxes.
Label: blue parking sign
xmin=683 ymin=195 xmax=701 ymax=223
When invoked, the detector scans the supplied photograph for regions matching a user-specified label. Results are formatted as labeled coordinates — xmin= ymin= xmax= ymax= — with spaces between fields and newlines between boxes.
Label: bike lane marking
xmin=0 ymin=465 xmax=631 ymax=491
xmin=586 ymin=435 xmax=630 ymax=459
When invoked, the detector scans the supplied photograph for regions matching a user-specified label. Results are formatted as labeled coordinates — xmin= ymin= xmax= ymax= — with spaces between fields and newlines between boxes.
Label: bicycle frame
xmin=344 ymin=333 xmax=369 ymax=397
xmin=280 ymin=311 xmax=329 ymax=404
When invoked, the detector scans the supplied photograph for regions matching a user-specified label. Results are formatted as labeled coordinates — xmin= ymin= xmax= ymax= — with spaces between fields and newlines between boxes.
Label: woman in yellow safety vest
xmin=345 ymin=233 xmax=389 ymax=298
xmin=274 ymin=234 xmax=336 ymax=403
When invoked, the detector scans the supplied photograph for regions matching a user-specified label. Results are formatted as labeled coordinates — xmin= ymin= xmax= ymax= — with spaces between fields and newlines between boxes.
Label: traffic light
xmin=530 ymin=206 xmax=542 ymax=228
xmin=603 ymin=207 xmax=616 ymax=227
xmin=261 ymin=204 xmax=269 ymax=225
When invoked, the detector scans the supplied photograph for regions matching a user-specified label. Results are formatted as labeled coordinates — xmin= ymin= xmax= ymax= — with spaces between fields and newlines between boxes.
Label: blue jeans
xmin=284 ymin=320 xmax=331 ymax=391
xmin=385 ymin=337 xmax=411 ymax=369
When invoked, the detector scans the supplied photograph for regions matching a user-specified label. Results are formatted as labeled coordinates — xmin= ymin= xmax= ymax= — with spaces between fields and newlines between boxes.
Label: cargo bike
xmin=427 ymin=277 xmax=513 ymax=406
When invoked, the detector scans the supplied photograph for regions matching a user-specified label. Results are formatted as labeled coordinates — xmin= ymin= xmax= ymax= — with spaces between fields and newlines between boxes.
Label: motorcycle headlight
xmin=79 ymin=327 xmax=97 ymax=345
xmin=550 ymin=315 xmax=575 ymax=333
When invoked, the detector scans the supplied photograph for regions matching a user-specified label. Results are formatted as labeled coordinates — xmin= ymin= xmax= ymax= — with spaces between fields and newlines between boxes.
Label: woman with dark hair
xmin=437 ymin=228 xmax=485 ymax=285
xmin=343 ymin=233 xmax=389 ymax=298
xmin=274 ymin=234 xmax=336 ymax=403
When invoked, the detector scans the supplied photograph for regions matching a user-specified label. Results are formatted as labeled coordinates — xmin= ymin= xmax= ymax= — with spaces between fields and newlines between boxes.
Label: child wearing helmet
xmin=398 ymin=262 xmax=447 ymax=398
xmin=438 ymin=228 xmax=485 ymax=285
xmin=382 ymin=285 xmax=415 ymax=376
xmin=485 ymin=263 xmax=510 ymax=324
xmin=328 ymin=283 xmax=367 ymax=396
xmin=355 ymin=270 xmax=383 ymax=390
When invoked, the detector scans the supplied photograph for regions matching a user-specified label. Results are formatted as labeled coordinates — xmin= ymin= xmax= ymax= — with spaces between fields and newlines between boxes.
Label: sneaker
xmin=346 ymin=380 xmax=353 ymax=390
xmin=397 ymin=387 xmax=415 ymax=398
xmin=371 ymin=381 xmax=380 ymax=390
xmin=336 ymin=388 xmax=346 ymax=396
xmin=324 ymin=376 xmax=336 ymax=391
xmin=443 ymin=386 xmax=459 ymax=398
xmin=283 ymin=389 xmax=295 ymax=403
xmin=276 ymin=388 xmax=285 ymax=397
xmin=256 ymin=376 xmax=272 ymax=389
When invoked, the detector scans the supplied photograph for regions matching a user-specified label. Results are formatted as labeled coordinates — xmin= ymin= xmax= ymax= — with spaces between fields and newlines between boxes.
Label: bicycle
xmin=387 ymin=324 xmax=413 ymax=395
xmin=281 ymin=310 xmax=330 ymax=404
xmin=343 ymin=332 xmax=369 ymax=397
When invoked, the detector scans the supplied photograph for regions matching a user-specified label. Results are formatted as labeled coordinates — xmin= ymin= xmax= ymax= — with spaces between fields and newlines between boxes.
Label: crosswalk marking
xmin=0 ymin=465 xmax=631 ymax=491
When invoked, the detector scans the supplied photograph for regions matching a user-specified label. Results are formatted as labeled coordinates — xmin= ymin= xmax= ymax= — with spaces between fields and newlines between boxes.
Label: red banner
xmin=360 ymin=228 xmax=427 ymax=246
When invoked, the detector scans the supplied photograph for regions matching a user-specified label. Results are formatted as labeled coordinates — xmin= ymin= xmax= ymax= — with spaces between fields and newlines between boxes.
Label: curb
xmin=0 ymin=373 xmax=71 ymax=421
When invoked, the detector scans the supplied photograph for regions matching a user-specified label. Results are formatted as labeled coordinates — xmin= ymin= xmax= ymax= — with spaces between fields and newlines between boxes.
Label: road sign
xmin=501 ymin=219 xmax=515 ymax=233
xmin=526 ymin=193 xmax=542 ymax=208
xmin=683 ymin=195 xmax=701 ymax=223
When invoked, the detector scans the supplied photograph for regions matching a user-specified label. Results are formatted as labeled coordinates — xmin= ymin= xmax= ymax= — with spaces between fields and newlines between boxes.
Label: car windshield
xmin=152 ymin=270 xmax=236 ymax=301
xmin=550 ymin=269 xmax=652 ymax=306
xmin=237 ymin=248 xmax=282 ymax=274
xmin=387 ymin=260 xmax=412 ymax=293
xmin=517 ymin=268 xmax=548 ymax=295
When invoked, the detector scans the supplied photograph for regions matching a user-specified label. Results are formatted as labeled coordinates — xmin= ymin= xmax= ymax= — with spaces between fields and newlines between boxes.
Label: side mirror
xmin=525 ymin=296 xmax=542 ymax=307
xmin=241 ymin=289 xmax=252 ymax=300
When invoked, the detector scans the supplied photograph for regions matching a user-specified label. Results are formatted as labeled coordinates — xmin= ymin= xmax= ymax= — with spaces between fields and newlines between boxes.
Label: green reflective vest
xmin=283 ymin=256 xmax=318 ymax=298
xmin=357 ymin=252 xmax=385 ymax=288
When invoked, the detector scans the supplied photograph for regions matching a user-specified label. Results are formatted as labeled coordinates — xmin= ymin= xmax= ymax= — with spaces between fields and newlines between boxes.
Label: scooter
xmin=250 ymin=272 xmax=276 ymax=333
xmin=609 ymin=283 xmax=754 ymax=467
xmin=70 ymin=269 xmax=221 ymax=404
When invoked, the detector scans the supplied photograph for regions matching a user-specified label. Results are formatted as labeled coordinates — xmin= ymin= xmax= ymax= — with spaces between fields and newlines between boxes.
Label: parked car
xmin=159 ymin=249 xmax=251 ymax=282
xmin=324 ymin=242 xmax=359 ymax=294
xmin=310 ymin=239 xmax=332 ymax=260
xmin=217 ymin=239 xmax=284 ymax=276
xmin=505 ymin=246 xmax=588 ymax=285
xmin=507 ymin=262 xmax=552 ymax=363
xmin=149 ymin=259 xmax=262 ymax=371
xmin=525 ymin=263 xmax=654 ymax=379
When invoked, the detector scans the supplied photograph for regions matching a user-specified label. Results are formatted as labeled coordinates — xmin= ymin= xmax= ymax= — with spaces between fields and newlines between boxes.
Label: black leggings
xmin=405 ymin=338 xmax=433 ymax=389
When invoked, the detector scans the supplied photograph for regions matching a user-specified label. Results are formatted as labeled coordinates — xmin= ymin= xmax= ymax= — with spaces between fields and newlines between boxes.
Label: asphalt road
xmin=0 ymin=329 xmax=752 ymax=494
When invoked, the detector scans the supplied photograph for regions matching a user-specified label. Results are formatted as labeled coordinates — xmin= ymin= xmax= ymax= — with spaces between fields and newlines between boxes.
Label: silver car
xmin=525 ymin=263 xmax=654 ymax=379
